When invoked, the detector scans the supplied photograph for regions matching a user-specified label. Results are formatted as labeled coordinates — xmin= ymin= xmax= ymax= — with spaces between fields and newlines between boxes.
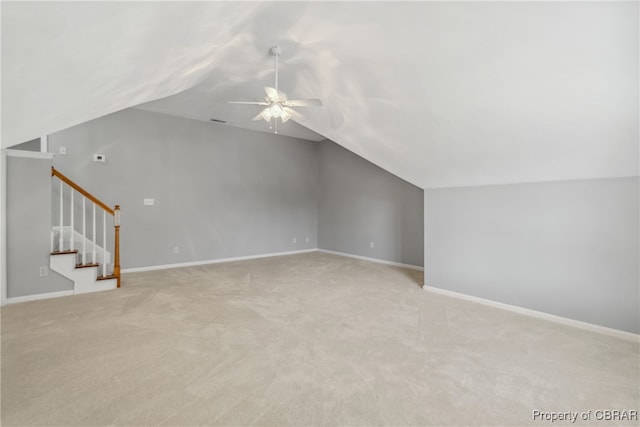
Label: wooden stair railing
xmin=51 ymin=167 xmax=121 ymax=288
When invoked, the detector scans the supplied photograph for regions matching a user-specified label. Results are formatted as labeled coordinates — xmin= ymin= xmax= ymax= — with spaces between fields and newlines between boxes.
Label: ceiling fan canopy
xmin=229 ymin=46 xmax=323 ymax=133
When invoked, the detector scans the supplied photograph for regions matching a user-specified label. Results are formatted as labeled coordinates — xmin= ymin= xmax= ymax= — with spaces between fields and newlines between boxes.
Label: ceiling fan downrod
xmin=270 ymin=45 xmax=281 ymax=92
xmin=270 ymin=46 xmax=282 ymax=133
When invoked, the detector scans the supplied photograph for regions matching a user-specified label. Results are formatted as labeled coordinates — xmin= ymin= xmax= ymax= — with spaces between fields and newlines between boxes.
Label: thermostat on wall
xmin=93 ymin=154 xmax=106 ymax=163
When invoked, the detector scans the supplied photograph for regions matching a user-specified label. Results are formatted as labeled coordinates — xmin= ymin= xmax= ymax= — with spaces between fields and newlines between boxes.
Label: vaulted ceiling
xmin=2 ymin=1 xmax=638 ymax=188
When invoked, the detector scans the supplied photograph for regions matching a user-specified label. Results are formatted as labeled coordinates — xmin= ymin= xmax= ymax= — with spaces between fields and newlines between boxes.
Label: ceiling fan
xmin=229 ymin=46 xmax=323 ymax=134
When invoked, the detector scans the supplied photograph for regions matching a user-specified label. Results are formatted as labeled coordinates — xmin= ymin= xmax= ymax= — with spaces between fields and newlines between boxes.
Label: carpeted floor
xmin=1 ymin=252 xmax=638 ymax=426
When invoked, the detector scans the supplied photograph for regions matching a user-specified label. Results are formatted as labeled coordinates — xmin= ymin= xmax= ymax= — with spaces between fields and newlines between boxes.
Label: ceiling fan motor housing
xmin=270 ymin=46 xmax=282 ymax=56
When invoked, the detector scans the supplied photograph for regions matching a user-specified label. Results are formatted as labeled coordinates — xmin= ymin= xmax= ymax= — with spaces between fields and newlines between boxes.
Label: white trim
xmin=5 ymin=290 xmax=74 ymax=305
xmin=317 ymin=249 xmax=424 ymax=271
xmin=423 ymin=285 xmax=639 ymax=342
xmin=5 ymin=149 xmax=54 ymax=160
xmin=40 ymin=135 xmax=48 ymax=153
xmin=0 ymin=149 xmax=7 ymax=306
xmin=122 ymin=249 xmax=319 ymax=273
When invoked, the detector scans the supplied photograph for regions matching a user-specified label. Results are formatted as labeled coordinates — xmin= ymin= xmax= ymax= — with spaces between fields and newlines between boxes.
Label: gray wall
xmin=7 ymin=155 xmax=72 ymax=297
xmin=49 ymin=109 xmax=319 ymax=270
xmin=425 ymin=177 xmax=639 ymax=333
xmin=11 ymin=138 xmax=41 ymax=152
xmin=318 ymin=141 xmax=424 ymax=267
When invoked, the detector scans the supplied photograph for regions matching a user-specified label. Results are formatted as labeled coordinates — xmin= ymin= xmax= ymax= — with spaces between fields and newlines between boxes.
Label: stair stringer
xmin=50 ymin=253 xmax=117 ymax=294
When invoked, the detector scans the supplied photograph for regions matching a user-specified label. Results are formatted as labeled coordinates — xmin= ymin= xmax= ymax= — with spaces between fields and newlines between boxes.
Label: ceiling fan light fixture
xmin=269 ymin=103 xmax=283 ymax=118
xmin=260 ymin=108 xmax=273 ymax=121
xmin=281 ymin=108 xmax=292 ymax=123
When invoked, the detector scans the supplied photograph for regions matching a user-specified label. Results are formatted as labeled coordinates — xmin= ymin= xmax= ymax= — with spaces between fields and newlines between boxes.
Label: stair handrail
xmin=52 ymin=167 xmax=114 ymax=215
xmin=51 ymin=167 xmax=121 ymax=288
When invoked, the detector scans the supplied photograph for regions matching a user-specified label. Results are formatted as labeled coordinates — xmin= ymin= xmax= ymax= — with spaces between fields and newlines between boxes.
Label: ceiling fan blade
xmin=284 ymin=107 xmax=304 ymax=122
xmin=252 ymin=110 xmax=267 ymax=121
xmin=264 ymin=86 xmax=279 ymax=102
xmin=286 ymin=99 xmax=323 ymax=107
xmin=229 ymin=101 xmax=269 ymax=105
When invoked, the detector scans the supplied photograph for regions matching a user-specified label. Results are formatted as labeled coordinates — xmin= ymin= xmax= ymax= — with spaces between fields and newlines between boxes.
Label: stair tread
xmin=51 ymin=250 xmax=79 ymax=255
xmin=97 ymin=274 xmax=117 ymax=281
xmin=76 ymin=263 xmax=100 ymax=269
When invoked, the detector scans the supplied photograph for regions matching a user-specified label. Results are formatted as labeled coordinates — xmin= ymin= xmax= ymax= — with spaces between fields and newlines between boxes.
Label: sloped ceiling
xmin=2 ymin=1 xmax=638 ymax=188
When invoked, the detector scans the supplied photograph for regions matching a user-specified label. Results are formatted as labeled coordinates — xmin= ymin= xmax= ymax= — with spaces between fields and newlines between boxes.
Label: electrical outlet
xmin=305 ymin=236 xmax=309 ymax=243
xmin=370 ymin=241 xmax=374 ymax=248
xmin=39 ymin=266 xmax=48 ymax=276
xmin=173 ymin=246 xmax=179 ymax=254
xmin=93 ymin=154 xmax=106 ymax=163
xmin=59 ymin=146 xmax=67 ymax=155
xmin=292 ymin=237 xmax=297 ymax=244
xmin=144 ymin=198 xmax=155 ymax=206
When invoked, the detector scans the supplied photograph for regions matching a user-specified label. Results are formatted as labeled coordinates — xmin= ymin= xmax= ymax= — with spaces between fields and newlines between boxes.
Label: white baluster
xmin=102 ymin=210 xmax=107 ymax=277
xmin=82 ymin=197 xmax=87 ymax=265
xmin=92 ymin=203 xmax=96 ymax=264
xmin=70 ymin=189 xmax=74 ymax=251
xmin=59 ymin=180 xmax=63 ymax=251
xmin=50 ymin=230 xmax=54 ymax=253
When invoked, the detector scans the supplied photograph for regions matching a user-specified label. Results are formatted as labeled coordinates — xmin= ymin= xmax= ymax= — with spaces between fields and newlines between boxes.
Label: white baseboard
xmin=122 ymin=249 xmax=424 ymax=274
xmin=121 ymin=249 xmax=319 ymax=273
xmin=5 ymin=290 xmax=74 ymax=305
xmin=423 ymin=285 xmax=639 ymax=342
xmin=317 ymin=249 xmax=424 ymax=271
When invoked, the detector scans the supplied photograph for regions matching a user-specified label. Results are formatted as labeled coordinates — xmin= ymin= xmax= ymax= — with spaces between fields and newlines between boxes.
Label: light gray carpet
xmin=2 ymin=252 xmax=638 ymax=426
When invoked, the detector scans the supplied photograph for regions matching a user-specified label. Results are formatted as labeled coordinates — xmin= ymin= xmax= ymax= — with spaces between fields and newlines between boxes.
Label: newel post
xmin=114 ymin=205 xmax=121 ymax=288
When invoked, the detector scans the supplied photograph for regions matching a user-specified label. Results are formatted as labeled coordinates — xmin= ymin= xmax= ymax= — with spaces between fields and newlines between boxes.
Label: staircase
xmin=50 ymin=167 xmax=121 ymax=294
xmin=50 ymin=251 xmax=117 ymax=294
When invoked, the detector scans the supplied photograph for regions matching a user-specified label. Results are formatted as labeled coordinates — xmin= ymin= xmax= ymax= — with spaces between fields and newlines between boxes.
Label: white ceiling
xmin=2 ymin=1 xmax=638 ymax=188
